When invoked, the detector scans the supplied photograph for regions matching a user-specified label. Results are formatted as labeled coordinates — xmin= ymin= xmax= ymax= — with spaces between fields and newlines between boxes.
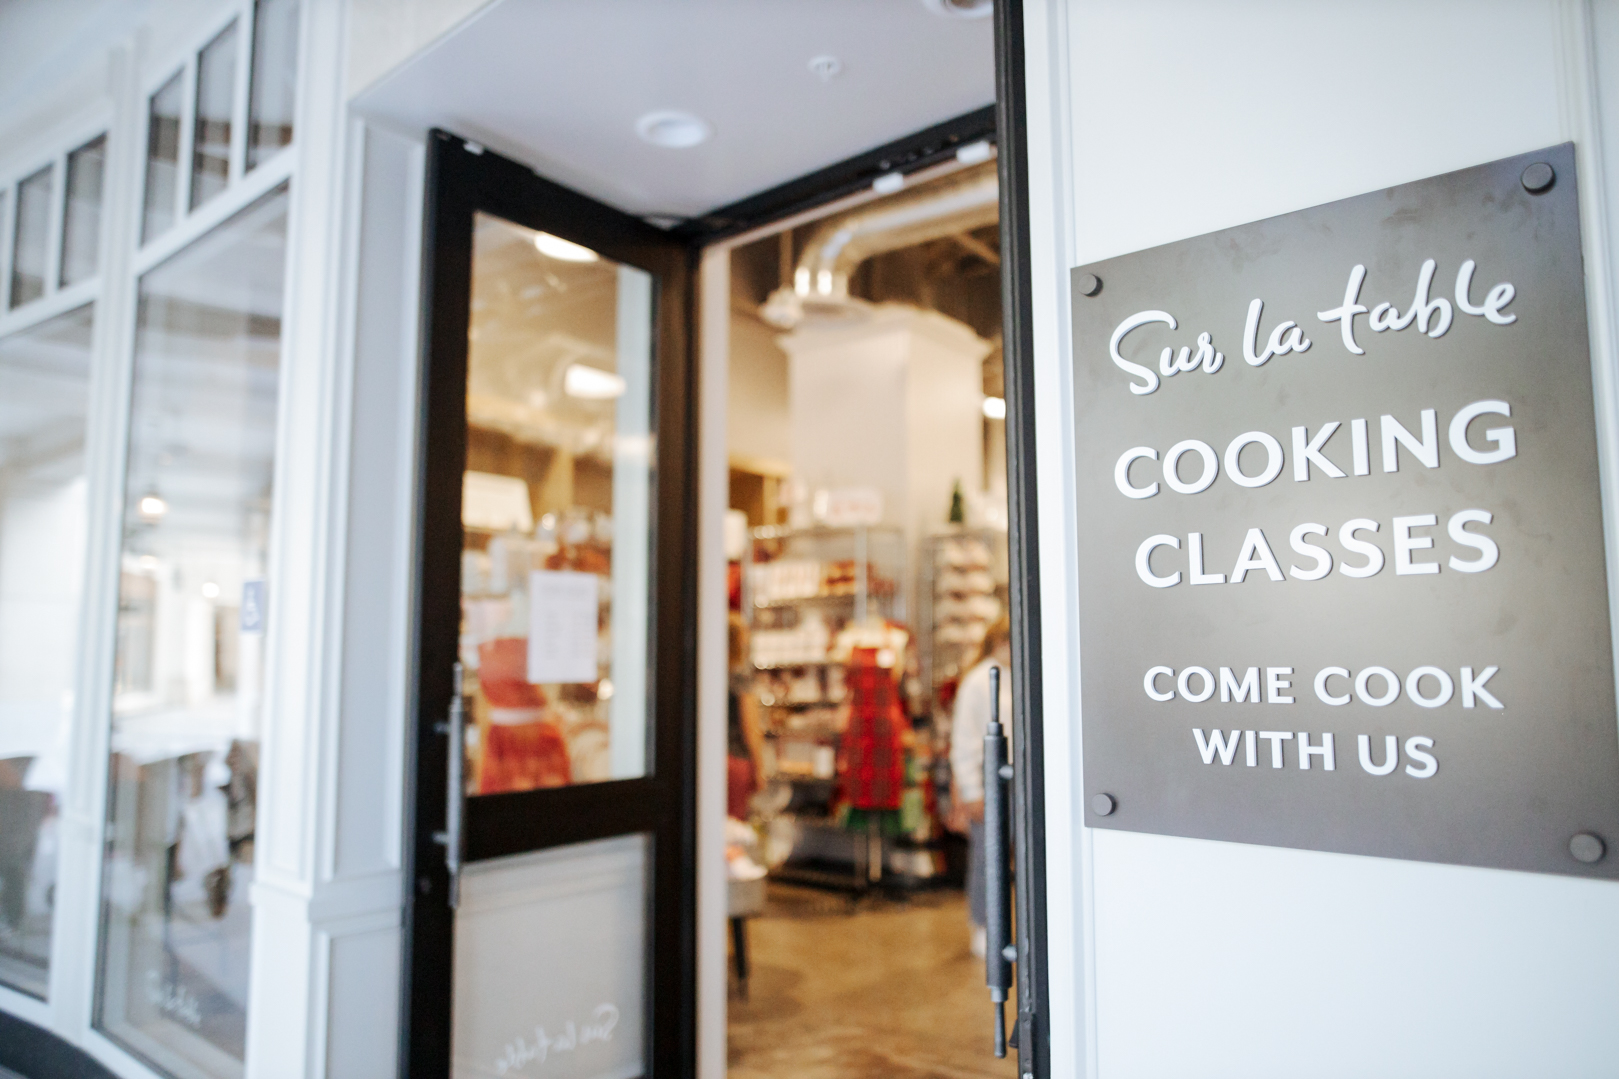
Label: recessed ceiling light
xmin=920 ymin=0 xmax=993 ymax=17
xmin=636 ymin=110 xmax=711 ymax=149
xmin=982 ymin=396 xmax=1007 ymax=420
xmin=564 ymin=363 xmax=627 ymax=400
xmin=534 ymin=232 xmax=599 ymax=262
xmin=808 ymin=55 xmax=842 ymax=82
xmin=138 ymin=494 xmax=168 ymax=519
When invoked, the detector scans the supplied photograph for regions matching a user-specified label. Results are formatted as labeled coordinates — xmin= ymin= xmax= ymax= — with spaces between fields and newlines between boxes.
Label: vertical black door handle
xmin=983 ymin=664 xmax=1014 ymax=1057
xmin=432 ymin=662 xmax=466 ymax=908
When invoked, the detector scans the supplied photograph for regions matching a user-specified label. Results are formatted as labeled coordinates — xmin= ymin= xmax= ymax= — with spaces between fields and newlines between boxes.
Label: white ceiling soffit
xmin=351 ymin=0 xmax=995 ymax=221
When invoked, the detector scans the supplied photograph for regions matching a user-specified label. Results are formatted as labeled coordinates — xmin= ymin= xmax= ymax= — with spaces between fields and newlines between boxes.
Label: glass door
xmin=404 ymin=132 xmax=695 ymax=1079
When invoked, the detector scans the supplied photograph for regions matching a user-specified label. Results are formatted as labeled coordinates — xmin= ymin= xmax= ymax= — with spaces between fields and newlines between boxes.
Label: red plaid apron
xmin=840 ymin=647 xmax=905 ymax=810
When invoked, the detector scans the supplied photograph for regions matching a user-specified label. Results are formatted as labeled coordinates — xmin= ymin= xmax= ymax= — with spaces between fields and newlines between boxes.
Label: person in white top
xmin=949 ymin=615 xmax=1012 ymax=958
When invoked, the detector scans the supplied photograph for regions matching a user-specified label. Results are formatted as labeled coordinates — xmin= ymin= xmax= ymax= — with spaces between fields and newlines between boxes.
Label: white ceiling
xmin=352 ymin=0 xmax=996 ymax=220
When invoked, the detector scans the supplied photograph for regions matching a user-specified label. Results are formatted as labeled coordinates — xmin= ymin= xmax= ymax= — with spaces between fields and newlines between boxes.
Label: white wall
xmin=726 ymin=313 xmax=790 ymax=471
xmin=1025 ymin=2 xmax=1619 ymax=1076
xmin=780 ymin=306 xmax=986 ymax=619
xmin=345 ymin=0 xmax=499 ymax=97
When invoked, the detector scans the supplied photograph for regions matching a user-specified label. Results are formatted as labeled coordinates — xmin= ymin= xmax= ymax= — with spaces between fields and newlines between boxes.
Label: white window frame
xmin=0 ymin=3 xmax=302 ymax=1077
xmin=134 ymin=0 xmax=295 ymax=269
xmin=0 ymin=101 xmax=112 ymax=1033
xmin=0 ymin=110 xmax=111 ymax=334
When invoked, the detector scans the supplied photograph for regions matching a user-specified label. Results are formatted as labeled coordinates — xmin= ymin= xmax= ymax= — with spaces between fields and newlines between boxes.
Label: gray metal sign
xmin=1072 ymin=143 xmax=1619 ymax=879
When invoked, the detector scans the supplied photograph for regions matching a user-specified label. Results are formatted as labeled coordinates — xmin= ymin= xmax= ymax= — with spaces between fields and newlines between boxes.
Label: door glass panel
xmin=143 ymin=72 xmax=184 ymax=243
xmin=461 ymin=214 xmax=653 ymax=793
xmin=191 ymin=22 xmax=238 ymax=212
xmin=96 ymin=186 xmax=288 ymax=1079
xmin=9 ymin=165 xmax=52 ymax=309
xmin=246 ymin=0 xmax=298 ymax=170
xmin=0 ymin=305 xmax=94 ymax=999
xmin=453 ymin=834 xmax=646 ymax=1079
xmin=61 ymin=135 xmax=107 ymax=287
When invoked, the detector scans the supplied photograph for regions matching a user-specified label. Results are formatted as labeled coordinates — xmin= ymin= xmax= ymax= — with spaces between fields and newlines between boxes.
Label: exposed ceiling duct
xmin=760 ymin=158 xmax=998 ymax=328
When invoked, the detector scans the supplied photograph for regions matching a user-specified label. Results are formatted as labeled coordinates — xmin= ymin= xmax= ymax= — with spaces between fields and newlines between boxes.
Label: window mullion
xmin=50 ymin=40 xmax=144 ymax=1043
xmin=176 ymin=57 xmax=198 ymax=225
xmin=229 ymin=0 xmax=252 ymax=186
xmin=0 ymin=185 xmax=13 ymax=310
xmin=45 ymin=152 xmax=68 ymax=297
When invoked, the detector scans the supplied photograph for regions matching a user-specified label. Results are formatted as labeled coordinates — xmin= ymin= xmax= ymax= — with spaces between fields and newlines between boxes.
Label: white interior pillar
xmin=695 ymin=245 xmax=731 ymax=1079
xmin=244 ymin=3 xmax=421 ymax=1075
xmin=777 ymin=304 xmax=989 ymax=620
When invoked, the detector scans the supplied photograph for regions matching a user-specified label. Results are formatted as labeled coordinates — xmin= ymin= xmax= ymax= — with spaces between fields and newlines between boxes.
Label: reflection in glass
xmin=96 ymin=187 xmax=287 ymax=1079
xmin=247 ymin=0 xmax=298 ymax=170
xmin=9 ymin=166 xmax=52 ymax=309
xmin=460 ymin=214 xmax=654 ymax=794
xmin=143 ymin=73 xmax=184 ymax=243
xmin=0 ymin=306 xmax=94 ymax=999
xmin=61 ymin=136 xmax=107 ymax=287
xmin=191 ymin=22 xmax=238 ymax=212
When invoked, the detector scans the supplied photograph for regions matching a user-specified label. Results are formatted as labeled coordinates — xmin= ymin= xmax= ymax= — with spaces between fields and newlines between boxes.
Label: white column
xmin=52 ymin=37 xmax=142 ymax=1056
xmin=777 ymin=305 xmax=989 ymax=621
xmin=695 ymin=247 xmax=730 ymax=1079
xmin=1035 ymin=2 xmax=1619 ymax=1076
xmin=243 ymin=2 xmax=420 ymax=1075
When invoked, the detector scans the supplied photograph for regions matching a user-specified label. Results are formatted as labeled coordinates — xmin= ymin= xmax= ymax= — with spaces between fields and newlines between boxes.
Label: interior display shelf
xmin=751 ymin=589 xmax=893 ymax=608
xmin=751 ymin=654 xmax=841 ymax=664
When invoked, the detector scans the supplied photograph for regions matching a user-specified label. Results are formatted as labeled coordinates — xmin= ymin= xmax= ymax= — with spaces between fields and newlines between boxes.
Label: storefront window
xmin=247 ymin=0 xmax=298 ymax=170
xmin=96 ymin=186 xmax=287 ymax=1079
xmin=9 ymin=165 xmax=52 ymax=309
xmin=458 ymin=214 xmax=654 ymax=793
xmin=143 ymin=73 xmax=184 ymax=244
xmin=0 ymin=305 xmax=95 ymax=1000
xmin=191 ymin=22 xmax=238 ymax=213
xmin=61 ymin=135 xmax=107 ymax=288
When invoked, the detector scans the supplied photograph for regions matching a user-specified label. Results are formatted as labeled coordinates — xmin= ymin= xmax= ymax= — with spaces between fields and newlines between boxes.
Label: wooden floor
xmin=728 ymin=883 xmax=1020 ymax=1079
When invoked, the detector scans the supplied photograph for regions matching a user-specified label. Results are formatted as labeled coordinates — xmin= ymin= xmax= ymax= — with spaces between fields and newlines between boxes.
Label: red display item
xmin=477 ymin=637 xmax=547 ymax=709
xmin=839 ymin=646 xmax=906 ymax=811
xmin=475 ymin=637 xmax=571 ymax=792
xmin=727 ymin=755 xmax=756 ymax=820
xmin=479 ymin=721 xmax=572 ymax=793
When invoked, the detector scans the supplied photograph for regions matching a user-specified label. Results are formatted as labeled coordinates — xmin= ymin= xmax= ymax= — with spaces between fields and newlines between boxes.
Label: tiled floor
xmin=728 ymin=883 xmax=1020 ymax=1079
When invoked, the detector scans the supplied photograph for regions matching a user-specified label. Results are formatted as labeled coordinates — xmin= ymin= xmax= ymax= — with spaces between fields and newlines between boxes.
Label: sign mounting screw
xmin=1077 ymin=272 xmax=1102 ymax=296
xmin=1570 ymin=832 xmax=1605 ymax=863
xmin=1091 ymin=793 xmax=1116 ymax=816
xmin=1521 ymin=162 xmax=1555 ymax=193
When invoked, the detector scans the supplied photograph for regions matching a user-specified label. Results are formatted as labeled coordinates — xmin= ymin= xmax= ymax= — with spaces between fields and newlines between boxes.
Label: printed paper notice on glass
xmin=528 ymin=570 xmax=599 ymax=684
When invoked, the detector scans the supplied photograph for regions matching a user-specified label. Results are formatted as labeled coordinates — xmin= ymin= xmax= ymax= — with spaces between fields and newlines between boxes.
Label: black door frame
xmin=993 ymin=2 xmax=1051 ymax=1073
xmin=401 ymin=130 xmax=698 ymax=1078
xmin=399 ymin=6 xmax=1044 ymax=1076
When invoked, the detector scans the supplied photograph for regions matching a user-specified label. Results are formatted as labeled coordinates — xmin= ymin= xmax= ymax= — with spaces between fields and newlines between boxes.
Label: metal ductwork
xmin=760 ymin=159 xmax=998 ymax=328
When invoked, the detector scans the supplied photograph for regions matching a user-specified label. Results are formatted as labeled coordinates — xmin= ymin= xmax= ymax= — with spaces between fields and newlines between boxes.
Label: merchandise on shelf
xmin=748 ymin=558 xmax=896 ymax=605
xmin=750 ymin=610 xmax=830 ymax=668
xmin=932 ymin=535 xmax=1000 ymax=649
xmin=740 ymin=525 xmax=945 ymax=885
xmin=916 ymin=530 xmax=1010 ymax=831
